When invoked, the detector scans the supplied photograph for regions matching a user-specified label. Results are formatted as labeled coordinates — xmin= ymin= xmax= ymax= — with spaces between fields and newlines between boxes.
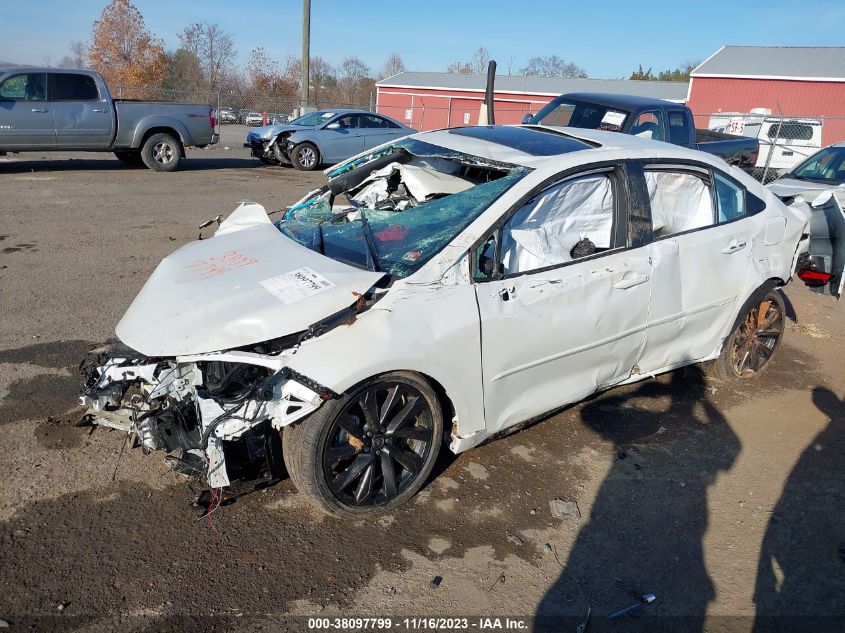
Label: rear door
xmin=0 ymin=72 xmax=55 ymax=149
xmin=637 ymin=163 xmax=757 ymax=372
xmin=319 ymin=113 xmax=365 ymax=162
xmin=474 ymin=164 xmax=653 ymax=433
xmin=49 ymin=73 xmax=114 ymax=149
xmin=360 ymin=114 xmax=403 ymax=150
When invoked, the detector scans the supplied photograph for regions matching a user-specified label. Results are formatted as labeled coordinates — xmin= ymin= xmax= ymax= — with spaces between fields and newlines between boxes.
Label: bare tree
xmin=446 ymin=48 xmax=491 ymax=74
xmin=178 ymin=22 xmax=236 ymax=90
xmin=471 ymin=47 xmax=490 ymax=74
xmin=520 ymin=55 xmax=587 ymax=78
xmin=378 ymin=53 xmax=406 ymax=80
xmin=338 ymin=56 xmax=370 ymax=105
xmin=446 ymin=60 xmax=472 ymax=74
xmin=247 ymin=47 xmax=296 ymax=98
xmin=58 ymin=41 xmax=87 ymax=68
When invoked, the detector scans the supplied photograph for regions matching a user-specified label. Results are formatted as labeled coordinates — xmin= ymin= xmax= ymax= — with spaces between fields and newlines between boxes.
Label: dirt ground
xmin=1 ymin=130 xmax=843 ymax=633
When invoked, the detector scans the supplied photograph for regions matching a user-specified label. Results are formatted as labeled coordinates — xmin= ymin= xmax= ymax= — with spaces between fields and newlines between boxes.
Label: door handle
xmin=613 ymin=273 xmax=649 ymax=289
xmin=31 ymin=108 xmax=49 ymax=113
xmin=92 ymin=108 xmax=108 ymax=113
xmin=497 ymin=286 xmax=516 ymax=301
xmin=722 ymin=240 xmax=747 ymax=254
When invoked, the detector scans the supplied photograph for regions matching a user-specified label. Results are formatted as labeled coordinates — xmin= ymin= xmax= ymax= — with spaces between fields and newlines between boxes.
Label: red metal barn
xmin=376 ymin=72 xmax=688 ymax=132
xmin=687 ymin=46 xmax=845 ymax=146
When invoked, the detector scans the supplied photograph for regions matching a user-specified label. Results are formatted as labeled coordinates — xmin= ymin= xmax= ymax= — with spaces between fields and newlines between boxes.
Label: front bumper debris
xmin=79 ymin=343 xmax=327 ymax=489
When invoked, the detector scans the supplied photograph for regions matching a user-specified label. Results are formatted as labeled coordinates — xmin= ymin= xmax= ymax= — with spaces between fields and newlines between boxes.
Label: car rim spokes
xmin=324 ymin=382 xmax=433 ymax=506
xmin=153 ymin=142 xmax=174 ymax=164
xmin=731 ymin=297 xmax=784 ymax=376
xmin=300 ymin=148 xmax=315 ymax=167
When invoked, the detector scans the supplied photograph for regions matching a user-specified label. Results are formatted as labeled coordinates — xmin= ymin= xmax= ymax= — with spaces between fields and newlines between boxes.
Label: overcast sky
xmin=2 ymin=0 xmax=845 ymax=77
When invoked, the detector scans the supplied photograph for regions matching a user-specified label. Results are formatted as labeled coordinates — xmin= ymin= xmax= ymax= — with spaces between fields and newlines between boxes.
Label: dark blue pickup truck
xmin=525 ymin=93 xmax=759 ymax=170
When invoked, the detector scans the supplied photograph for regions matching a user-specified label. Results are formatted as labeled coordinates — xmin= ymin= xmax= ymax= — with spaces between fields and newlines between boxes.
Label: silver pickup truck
xmin=0 ymin=68 xmax=218 ymax=171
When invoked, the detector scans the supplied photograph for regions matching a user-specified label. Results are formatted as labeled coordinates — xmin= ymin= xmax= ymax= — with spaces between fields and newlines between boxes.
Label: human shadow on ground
xmin=752 ymin=386 xmax=845 ymax=633
xmin=534 ymin=367 xmax=741 ymax=632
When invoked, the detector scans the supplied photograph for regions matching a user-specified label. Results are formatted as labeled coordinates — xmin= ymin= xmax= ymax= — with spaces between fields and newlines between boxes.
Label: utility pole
xmin=301 ymin=0 xmax=311 ymax=113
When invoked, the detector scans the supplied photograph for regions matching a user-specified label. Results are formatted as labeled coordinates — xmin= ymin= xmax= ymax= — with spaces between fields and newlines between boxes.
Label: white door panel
xmin=476 ymin=249 xmax=652 ymax=433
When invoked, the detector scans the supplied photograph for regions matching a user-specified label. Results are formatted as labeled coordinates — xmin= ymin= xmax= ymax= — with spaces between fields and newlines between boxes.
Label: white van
xmin=709 ymin=108 xmax=822 ymax=178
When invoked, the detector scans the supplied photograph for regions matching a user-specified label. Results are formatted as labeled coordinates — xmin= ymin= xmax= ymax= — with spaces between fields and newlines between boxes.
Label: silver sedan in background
xmin=245 ymin=108 xmax=416 ymax=170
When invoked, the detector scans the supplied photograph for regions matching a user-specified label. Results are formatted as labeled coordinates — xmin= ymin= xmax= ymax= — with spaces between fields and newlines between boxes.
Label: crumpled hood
xmin=116 ymin=203 xmax=384 ymax=357
xmin=252 ymin=123 xmax=307 ymax=139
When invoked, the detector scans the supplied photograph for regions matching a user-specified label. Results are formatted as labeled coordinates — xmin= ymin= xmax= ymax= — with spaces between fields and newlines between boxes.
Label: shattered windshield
xmin=531 ymin=99 xmax=629 ymax=132
xmin=276 ymin=138 xmax=529 ymax=278
xmin=290 ymin=111 xmax=336 ymax=127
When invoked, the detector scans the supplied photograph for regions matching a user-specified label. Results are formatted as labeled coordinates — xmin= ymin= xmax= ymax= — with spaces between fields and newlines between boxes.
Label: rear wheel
xmin=140 ymin=132 xmax=182 ymax=172
xmin=283 ymin=372 xmax=442 ymax=517
xmin=114 ymin=150 xmax=144 ymax=167
xmin=291 ymin=142 xmax=319 ymax=171
xmin=711 ymin=286 xmax=785 ymax=381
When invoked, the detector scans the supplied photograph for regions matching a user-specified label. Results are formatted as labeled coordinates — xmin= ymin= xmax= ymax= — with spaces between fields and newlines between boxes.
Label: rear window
xmin=667 ymin=111 xmax=691 ymax=145
xmin=50 ymin=74 xmax=99 ymax=101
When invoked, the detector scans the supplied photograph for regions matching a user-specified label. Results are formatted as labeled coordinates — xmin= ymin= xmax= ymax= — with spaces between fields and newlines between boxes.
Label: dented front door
xmin=476 ymin=249 xmax=652 ymax=434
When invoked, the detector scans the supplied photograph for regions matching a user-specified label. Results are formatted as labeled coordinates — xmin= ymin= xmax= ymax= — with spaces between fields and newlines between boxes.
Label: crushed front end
xmin=78 ymin=342 xmax=329 ymax=488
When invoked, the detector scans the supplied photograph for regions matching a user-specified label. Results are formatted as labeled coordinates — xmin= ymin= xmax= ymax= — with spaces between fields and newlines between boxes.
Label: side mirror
xmin=521 ymin=113 xmax=534 ymax=124
xmin=326 ymin=122 xmax=340 ymax=130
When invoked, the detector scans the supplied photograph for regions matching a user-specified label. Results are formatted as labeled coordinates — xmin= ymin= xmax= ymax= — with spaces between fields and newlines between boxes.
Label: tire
xmin=114 ymin=150 xmax=144 ymax=167
xmin=291 ymin=142 xmax=320 ymax=171
xmin=710 ymin=283 xmax=786 ymax=381
xmin=140 ymin=132 xmax=182 ymax=172
xmin=283 ymin=371 xmax=443 ymax=517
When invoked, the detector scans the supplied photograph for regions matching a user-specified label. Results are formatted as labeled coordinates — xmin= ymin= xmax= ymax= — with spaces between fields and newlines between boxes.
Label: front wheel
xmin=283 ymin=372 xmax=443 ymax=517
xmin=140 ymin=132 xmax=182 ymax=172
xmin=711 ymin=286 xmax=785 ymax=381
xmin=291 ymin=142 xmax=319 ymax=171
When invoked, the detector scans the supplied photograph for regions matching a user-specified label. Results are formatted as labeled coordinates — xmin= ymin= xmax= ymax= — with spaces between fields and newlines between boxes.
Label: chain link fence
xmin=692 ymin=112 xmax=845 ymax=183
xmin=112 ymin=85 xmax=371 ymax=126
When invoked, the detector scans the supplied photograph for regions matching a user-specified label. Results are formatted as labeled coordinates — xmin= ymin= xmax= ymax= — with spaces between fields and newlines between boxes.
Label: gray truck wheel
xmin=291 ymin=142 xmax=320 ymax=171
xmin=140 ymin=132 xmax=182 ymax=172
xmin=114 ymin=150 xmax=144 ymax=167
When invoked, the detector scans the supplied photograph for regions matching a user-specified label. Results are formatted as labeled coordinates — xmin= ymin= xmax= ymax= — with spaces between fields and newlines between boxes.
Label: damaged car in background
xmin=79 ymin=124 xmax=844 ymax=518
xmin=245 ymin=108 xmax=416 ymax=170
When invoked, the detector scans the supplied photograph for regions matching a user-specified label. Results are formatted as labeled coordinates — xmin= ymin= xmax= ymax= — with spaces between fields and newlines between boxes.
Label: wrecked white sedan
xmin=79 ymin=125 xmax=829 ymax=517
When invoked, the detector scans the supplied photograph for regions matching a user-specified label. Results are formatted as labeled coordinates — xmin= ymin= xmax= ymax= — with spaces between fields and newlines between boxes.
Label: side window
xmin=667 ymin=111 xmax=691 ymax=145
xmin=0 ymin=73 xmax=46 ymax=101
xmin=714 ymin=173 xmax=746 ymax=222
xmin=50 ymin=74 xmax=99 ymax=101
xmin=631 ymin=111 xmax=665 ymax=141
xmin=362 ymin=114 xmax=395 ymax=128
xmin=645 ymin=170 xmax=714 ymax=237
xmin=499 ymin=174 xmax=615 ymax=275
xmin=334 ymin=114 xmax=357 ymax=128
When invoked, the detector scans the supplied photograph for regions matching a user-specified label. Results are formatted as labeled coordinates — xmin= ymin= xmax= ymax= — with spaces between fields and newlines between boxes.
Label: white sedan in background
xmin=79 ymin=125 xmax=836 ymax=517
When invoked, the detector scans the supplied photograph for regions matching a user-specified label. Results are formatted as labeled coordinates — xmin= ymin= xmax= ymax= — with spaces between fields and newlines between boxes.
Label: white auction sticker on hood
xmin=261 ymin=267 xmax=336 ymax=304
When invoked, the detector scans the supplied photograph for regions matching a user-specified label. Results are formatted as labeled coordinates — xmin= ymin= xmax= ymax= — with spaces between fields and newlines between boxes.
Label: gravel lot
xmin=1 ymin=128 xmax=843 ymax=632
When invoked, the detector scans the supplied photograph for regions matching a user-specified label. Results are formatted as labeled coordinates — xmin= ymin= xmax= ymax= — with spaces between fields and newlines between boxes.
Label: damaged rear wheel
xmin=283 ymin=371 xmax=442 ymax=517
xmin=711 ymin=285 xmax=785 ymax=381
